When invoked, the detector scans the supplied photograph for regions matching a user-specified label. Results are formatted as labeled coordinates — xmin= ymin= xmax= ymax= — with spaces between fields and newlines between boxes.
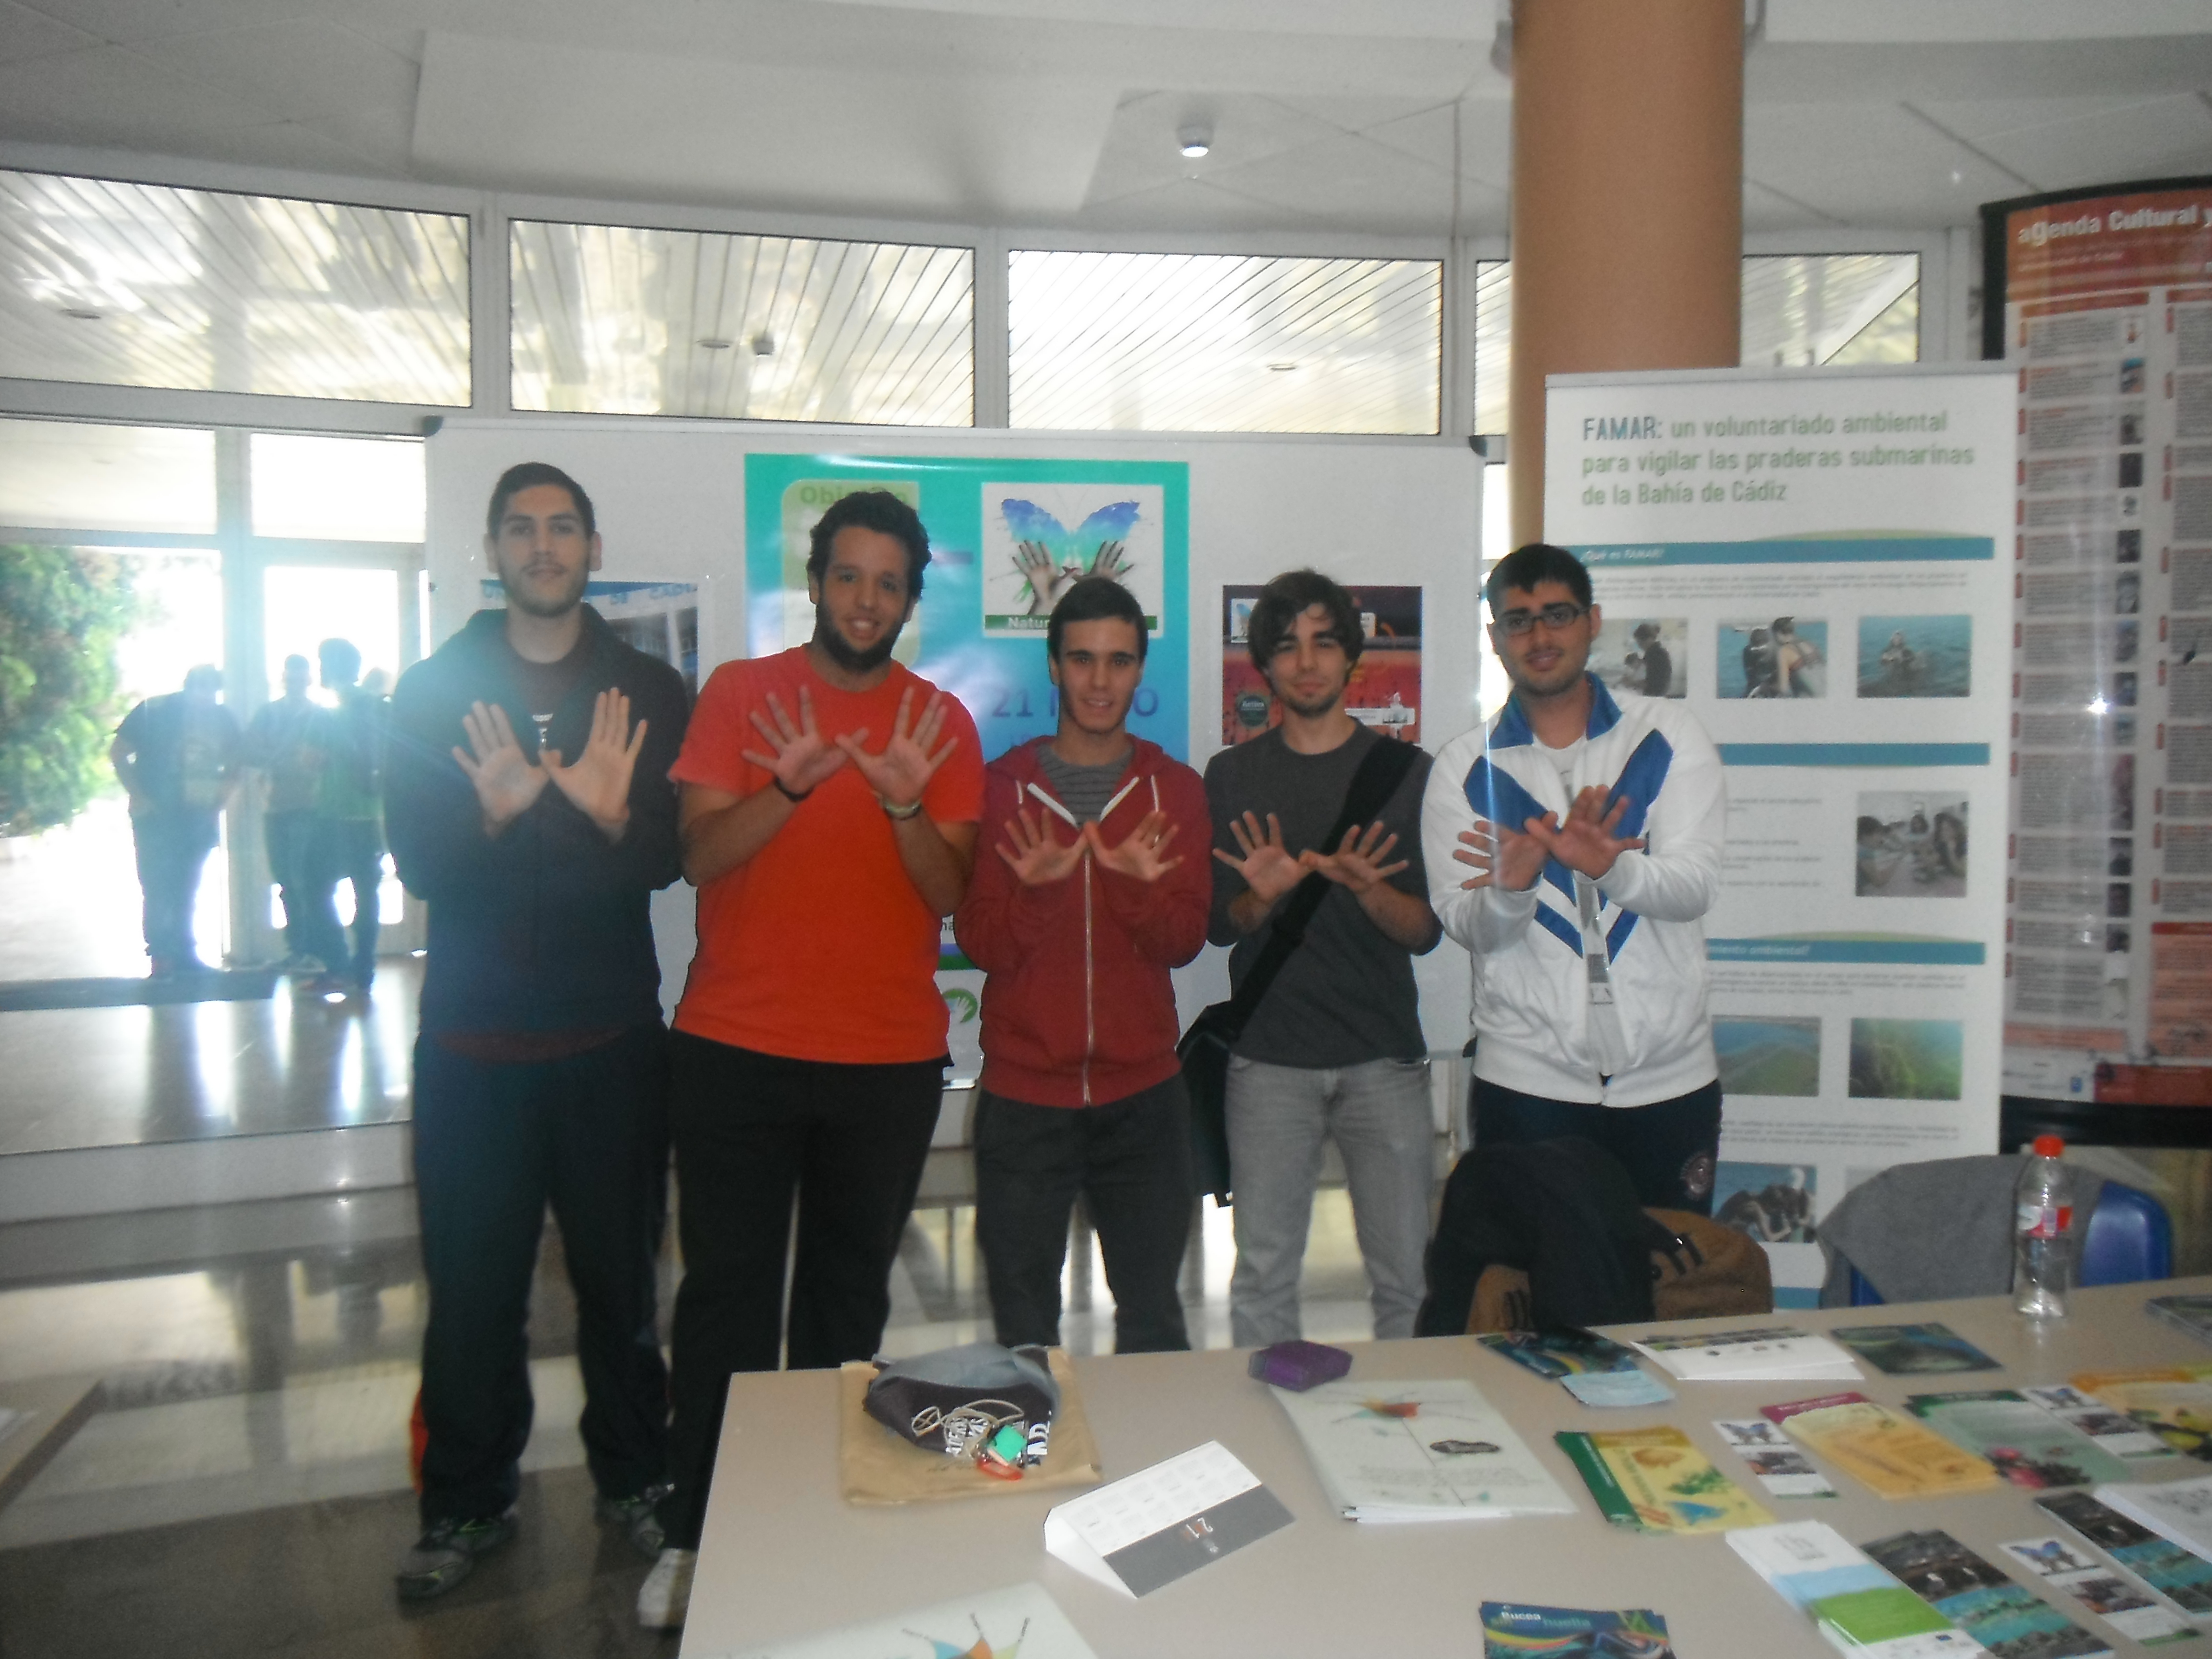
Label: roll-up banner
xmin=1547 ymin=365 xmax=2015 ymax=1303
xmin=1983 ymin=178 xmax=2212 ymax=1111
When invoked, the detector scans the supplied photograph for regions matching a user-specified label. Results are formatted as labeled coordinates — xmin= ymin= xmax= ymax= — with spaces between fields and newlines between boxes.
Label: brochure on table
xmin=1269 ymin=1377 xmax=1577 ymax=1523
xmin=1041 ymin=1440 xmax=1291 ymax=1599
xmin=722 ymin=1581 xmax=1099 ymax=1659
xmin=1547 ymin=366 xmax=2013 ymax=1304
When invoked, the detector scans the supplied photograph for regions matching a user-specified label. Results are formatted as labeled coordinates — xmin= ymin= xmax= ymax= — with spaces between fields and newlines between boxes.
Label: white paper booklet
xmin=1270 ymin=1377 xmax=1578 ymax=1523
xmin=1632 ymin=1326 xmax=1861 ymax=1383
xmin=722 ymin=1581 xmax=1098 ymax=1659
xmin=2096 ymin=1475 xmax=2212 ymax=1562
xmin=1043 ymin=1440 xmax=1292 ymax=1599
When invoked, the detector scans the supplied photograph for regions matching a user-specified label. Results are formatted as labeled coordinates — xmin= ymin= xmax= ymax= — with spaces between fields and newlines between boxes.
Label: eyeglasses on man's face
xmin=1492 ymin=601 xmax=1591 ymax=636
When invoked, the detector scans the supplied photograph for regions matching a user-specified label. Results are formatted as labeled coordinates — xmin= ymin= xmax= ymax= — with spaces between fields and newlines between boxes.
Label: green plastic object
xmin=988 ymin=1424 xmax=1027 ymax=1463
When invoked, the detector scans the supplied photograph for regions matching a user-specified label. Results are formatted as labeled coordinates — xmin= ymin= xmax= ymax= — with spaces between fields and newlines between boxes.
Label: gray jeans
xmin=1224 ymin=1054 xmax=1435 ymax=1347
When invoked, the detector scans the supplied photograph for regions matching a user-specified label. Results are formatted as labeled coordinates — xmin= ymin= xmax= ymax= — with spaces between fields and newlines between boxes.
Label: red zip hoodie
xmin=953 ymin=735 xmax=1211 ymax=1108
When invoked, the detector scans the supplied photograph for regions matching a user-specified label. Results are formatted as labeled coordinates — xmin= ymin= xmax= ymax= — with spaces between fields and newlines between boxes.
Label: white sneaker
xmin=637 ymin=1547 xmax=697 ymax=1629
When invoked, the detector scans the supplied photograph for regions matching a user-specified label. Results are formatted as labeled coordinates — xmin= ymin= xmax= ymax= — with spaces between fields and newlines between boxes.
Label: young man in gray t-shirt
xmin=1205 ymin=570 xmax=1442 ymax=1345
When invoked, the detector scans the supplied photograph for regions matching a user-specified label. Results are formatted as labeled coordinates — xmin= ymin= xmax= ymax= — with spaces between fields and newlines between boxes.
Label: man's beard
xmin=815 ymin=602 xmax=903 ymax=673
xmin=500 ymin=564 xmax=588 ymax=619
xmin=1273 ymin=679 xmax=1346 ymax=721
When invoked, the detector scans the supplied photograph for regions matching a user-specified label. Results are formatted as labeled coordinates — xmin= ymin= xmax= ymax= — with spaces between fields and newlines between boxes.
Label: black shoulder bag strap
xmin=1206 ymin=735 xmax=1421 ymax=1043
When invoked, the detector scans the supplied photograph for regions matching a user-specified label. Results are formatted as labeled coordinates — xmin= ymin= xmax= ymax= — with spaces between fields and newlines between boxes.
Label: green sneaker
xmin=395 ymin=1511 xmax=517 ymax=1601
xmin=594 ymin=1481 xmax=672 ymax=1560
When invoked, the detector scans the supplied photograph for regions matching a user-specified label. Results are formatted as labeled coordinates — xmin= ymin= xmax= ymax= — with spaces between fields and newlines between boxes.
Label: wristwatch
xmin=879 ymin=794 xmax=925 ymax=820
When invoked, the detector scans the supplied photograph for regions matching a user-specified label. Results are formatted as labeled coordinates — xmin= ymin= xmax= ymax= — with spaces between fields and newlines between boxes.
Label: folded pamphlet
xmin=1555 ymin=1424 xmax=1772 ymax=1534
xmin=2001 ymin=1534 xmax=2203 ymax=1648
xmin=1763 ymin=1393 xmax=2000 ymax=1500
xmin=1716 ymin=1417 xmax=1839 ymax=1499
xmin=2024 ymin=1386 xmax=2175 ymax=1462
xmin=723 ymin=1581 xmax=1099 ymax=1659
xmin=1478 ymin=1329 xmax=1643 ymax=1379
xmin=2074 ymin=1368 xmax=2212 ymax=1462
xmin=2095 ymin=1474 xmax=2212 ymax=1564
xmin=1270 ymin=1378 xmax=1576 ymax=1522
xmin=1905 ymin=1391 xmax=2135 ymax=1490
xmin=2036 ymin=1490 xmax=2212 ymax=1618
xmin=1832 ymin=1324 xmax=2001 ymax=1377
xmin=1631 ymin=1325 xmax=1861 ymax=1382
xmin=1862 ymin=1528 xmax=2110 ymax=1659
xmin=1480 ymin=1601 xmax=1675 ymax=1657
xmin=1563 ymin=1369 xmax=1675 ymax=1408
xmin=1728 ymin=1519 xmax=1988 ymax=1658
xmin=1041 ymin=1441 xmax=1291 ymax=1598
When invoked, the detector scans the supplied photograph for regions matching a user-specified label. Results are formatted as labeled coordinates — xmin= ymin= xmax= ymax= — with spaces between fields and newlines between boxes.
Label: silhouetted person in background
xmin=111 ymin=664 xmax=241 ymax=976
xmin=301 ymin=638 xmax=388 ymax=997
xmin=245 ymin=653 xmax=323 ymax=972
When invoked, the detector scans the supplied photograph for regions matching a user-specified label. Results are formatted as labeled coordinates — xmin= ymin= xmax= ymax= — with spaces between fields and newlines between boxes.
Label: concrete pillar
xmin=1508 ymin=0 xmax=1743 ymax=545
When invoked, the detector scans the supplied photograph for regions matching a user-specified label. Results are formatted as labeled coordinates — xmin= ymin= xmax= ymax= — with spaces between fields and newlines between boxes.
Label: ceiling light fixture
xmin=1268 ymin=362 xmax=1298 ymax=372
xmin=697 ymin=336 xmax=733 ymax=350
xmin=1178 ymin=124 xmax=1212 ymax=159
xmin=752 ymin=332 xmax=776 ymax=356
xmin=60 ymin=306 xmax=103 ymax=321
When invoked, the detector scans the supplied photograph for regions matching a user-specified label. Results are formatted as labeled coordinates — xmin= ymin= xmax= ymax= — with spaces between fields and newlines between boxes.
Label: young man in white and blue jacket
xmin=1420 ymin=543 xmax=1727 ymax=1213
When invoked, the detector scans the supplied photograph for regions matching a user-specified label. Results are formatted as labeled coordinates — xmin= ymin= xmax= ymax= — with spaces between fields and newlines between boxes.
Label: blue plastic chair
xmin=1847 ymin=1178 xmax=2172 ymax=1306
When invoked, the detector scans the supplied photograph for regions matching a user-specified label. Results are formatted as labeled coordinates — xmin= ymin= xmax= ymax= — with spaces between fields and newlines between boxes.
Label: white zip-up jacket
xmin=1420 ymin=675 xmax=1726 ymax=1106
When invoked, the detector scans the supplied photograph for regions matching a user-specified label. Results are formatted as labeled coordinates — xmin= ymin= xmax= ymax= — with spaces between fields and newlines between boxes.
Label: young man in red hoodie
xmin=954 ymin=576 xmax=1211 ymax=1352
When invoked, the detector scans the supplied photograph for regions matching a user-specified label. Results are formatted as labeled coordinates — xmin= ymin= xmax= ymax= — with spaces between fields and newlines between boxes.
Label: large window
xmin=1473 ymin=252 xmax=1922 ymax=436
xmin=1008 ymin=250 xmax=1443 ymax=435
xmin=0 ymin=171 xmax=470 ymax=405
xmin=509 ymin=220 xmax=974 ymax=426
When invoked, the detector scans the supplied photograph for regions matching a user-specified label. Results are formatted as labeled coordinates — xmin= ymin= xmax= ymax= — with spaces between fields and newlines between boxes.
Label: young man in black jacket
xmin=384 ymin=462 xmax=690 ymax=1601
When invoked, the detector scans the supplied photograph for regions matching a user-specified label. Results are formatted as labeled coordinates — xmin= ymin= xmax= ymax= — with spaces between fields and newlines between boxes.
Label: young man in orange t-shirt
xmin=642 ymin=489 xmax=983 ymax=1628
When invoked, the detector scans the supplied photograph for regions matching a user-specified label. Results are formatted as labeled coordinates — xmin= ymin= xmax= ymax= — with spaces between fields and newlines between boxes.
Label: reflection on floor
xmin=0 ymin=960 xmax=421 ymax=1157
xmin=0 ymin=1174 xmax=1396 ymax=1658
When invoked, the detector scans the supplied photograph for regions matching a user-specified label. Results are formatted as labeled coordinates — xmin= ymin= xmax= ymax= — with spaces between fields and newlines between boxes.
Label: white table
xmin=683 ymin=1276 xmax=2212 ymax=1657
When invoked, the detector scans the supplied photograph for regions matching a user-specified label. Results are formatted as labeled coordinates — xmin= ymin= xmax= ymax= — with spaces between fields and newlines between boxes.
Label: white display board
xmin=422 ymin=419 xmax=1484 ymax=1064
xmin=1545 ymin=365 xmax=2016 ymax=1303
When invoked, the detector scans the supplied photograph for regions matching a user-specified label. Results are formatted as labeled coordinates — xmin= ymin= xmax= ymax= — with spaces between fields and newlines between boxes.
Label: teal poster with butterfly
xmin=743 ymin=453 xmax=1190 ymax=763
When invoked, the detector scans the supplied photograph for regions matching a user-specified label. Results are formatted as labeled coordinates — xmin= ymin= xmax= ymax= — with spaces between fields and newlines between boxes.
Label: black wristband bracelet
xmin=773 ymin=776 xmax=811 ymax=803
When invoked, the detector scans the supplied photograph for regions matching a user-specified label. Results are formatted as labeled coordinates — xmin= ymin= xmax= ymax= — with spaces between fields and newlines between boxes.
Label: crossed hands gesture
xmin=453 ymin=691 xmax=647 ymax=840
xmin=998 ymin=805 xmax=1183 ymax=886
xmin=741 ymin=685 xmax=958 ymax=812
xmin=1453 ymin=786 xmax=1644 ymax=891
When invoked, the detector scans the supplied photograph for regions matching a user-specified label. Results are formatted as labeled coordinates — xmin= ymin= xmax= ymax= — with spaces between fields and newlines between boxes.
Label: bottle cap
xmin=2032 ymin=1134 xmax=2065 ymax=1157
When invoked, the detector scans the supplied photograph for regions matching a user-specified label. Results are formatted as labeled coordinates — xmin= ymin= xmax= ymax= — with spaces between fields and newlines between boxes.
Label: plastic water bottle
xmin=2013 ymin=1135 xmax=2075 ymax=1320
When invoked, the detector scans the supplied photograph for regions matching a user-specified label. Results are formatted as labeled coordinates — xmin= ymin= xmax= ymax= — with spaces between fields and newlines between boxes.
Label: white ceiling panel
xmin=0 ymin=2 xmax=98 ymax=66
xmin=1083 ymin=92 xmax=1346 ymax=208
xmin=1743 ymin=177 xmax=1843 ymax=235
xmin=414 ymin=29 xmax=1118 ymax=221
xmin=1746 ymin=102 xmax=2031 ymax=227
xmin=1205 ymin=133 xmax=1457 ymax=235
xmin=1767 ymin=1 xmax=2212 ymax=45
xmin=1362 ymin=98 xmax=1514 ymax=199
xmin=14 ymin=0 xmax=361 ymax=46
xmin=146 ymin=21 xmax=421 ymax=171
xmin=801 ymin=0 xmax=1493 ymax=39
xmin=1917 ymin=94 xmax=2212 ymax=194
xmin=1266 ymin=93 xmax=1458 ymax=135
xmin=1069 ymin=177 xmax=1335 ymax=233
xmin=0 ymin=45 xmax=288 ymax=147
